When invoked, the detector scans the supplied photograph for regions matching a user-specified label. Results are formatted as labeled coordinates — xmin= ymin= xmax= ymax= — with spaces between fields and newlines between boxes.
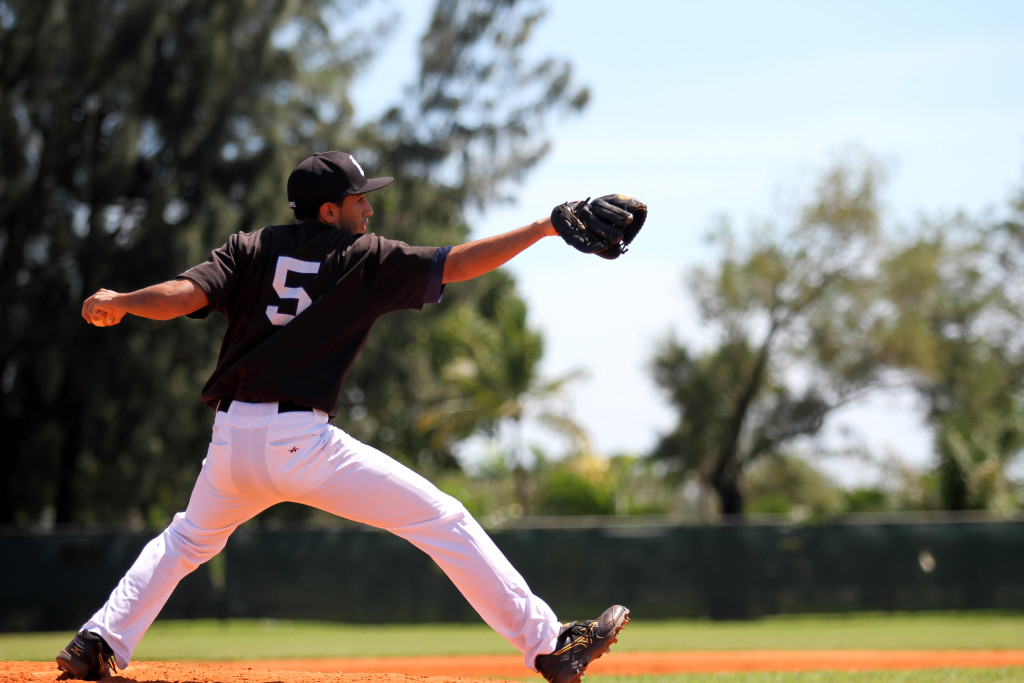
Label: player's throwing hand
xmin=82 ymin=289 xmax=126 ymax=327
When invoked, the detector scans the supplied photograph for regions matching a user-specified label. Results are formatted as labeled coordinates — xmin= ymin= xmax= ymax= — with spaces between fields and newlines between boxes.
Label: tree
xmin=651 ymin=151 xmax=895 ymax=516
xmin=876 ymin=193 xmax=1024 ymax=510
xmin=415 ymin=295 xmax=588 ymax=513
xmin=0 ymin=0 xmax=588 ymax=524
xmin=375 ymin=0 xmax=589 ymax=208
xmin=2 ymin=0 xmax=347 ymax=525
xmin=743 ymin=454 xmax=844 ymax=519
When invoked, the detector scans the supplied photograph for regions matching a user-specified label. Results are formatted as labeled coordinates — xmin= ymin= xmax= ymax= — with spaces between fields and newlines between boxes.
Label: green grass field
xmin=4 ymin=612 xmax=1024 ymax=683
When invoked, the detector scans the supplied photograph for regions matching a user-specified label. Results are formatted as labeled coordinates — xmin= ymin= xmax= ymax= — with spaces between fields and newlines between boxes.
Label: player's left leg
xmin=298 ymin=424 xmax=562 ymax=670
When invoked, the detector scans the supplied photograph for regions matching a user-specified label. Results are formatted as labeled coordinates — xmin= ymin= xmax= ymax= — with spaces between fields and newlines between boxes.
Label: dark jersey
xmin=178 ymin=221 xmax=447 ymax=417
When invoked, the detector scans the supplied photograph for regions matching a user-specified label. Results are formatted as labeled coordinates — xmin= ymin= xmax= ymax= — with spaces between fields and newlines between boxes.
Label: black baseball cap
xmin=287 ymin=151 xmax=393 ymax=209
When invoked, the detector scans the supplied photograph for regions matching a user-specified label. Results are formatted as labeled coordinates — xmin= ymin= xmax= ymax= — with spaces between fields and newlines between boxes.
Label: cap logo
xmin=349 ymin=155 xmax=366 ymax=178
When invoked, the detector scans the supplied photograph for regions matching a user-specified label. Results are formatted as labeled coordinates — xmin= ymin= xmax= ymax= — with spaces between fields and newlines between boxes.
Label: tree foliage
xmin=876 ymin=197 xmax=1024 ymax=510
xmin=653 ymin=149 xmax=1024 ymax=517
xmin=0 ymin=0 xmax=588 ymax=525
xmin=652 ymin=151 xmax=896 ymax=516
xmin=411 ymin=294 xmax=588 ymax=512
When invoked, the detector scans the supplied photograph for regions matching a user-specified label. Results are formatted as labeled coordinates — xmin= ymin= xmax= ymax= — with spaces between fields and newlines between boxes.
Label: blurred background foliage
xmin=2 ymin=0 xmax=1023 ymax=529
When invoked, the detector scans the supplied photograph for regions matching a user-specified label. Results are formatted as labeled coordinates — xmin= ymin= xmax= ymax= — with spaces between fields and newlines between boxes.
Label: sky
xmin=353 ymin=0 xmax=1024 ymax=485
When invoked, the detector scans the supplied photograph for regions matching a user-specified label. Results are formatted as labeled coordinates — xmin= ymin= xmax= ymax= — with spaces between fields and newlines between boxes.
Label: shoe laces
xmin=98 ymin=648 xmax=118 ymax=676
xmin=554 ymin=621 xmax=597 ymax=655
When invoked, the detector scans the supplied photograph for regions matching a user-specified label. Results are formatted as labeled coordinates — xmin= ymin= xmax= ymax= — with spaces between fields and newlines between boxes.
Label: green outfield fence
xmin=3 ymin=515 xmax=1023 ymax=631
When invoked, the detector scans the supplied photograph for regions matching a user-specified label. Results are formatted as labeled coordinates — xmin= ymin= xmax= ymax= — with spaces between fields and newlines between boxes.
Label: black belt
xmin=217 ymin=398 xmax=313 ymax=413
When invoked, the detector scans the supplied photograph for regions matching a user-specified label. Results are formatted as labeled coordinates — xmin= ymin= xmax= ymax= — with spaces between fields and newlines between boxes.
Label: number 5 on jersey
xmin=266 ymin=256 xmax=320 ymax=326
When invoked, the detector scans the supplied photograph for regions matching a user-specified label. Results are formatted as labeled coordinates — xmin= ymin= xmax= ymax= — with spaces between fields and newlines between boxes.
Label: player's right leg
xmin=59 ymin=409 xmax=277 ymax=675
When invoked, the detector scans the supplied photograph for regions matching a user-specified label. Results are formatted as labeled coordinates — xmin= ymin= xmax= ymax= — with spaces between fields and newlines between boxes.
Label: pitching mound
xmin=5 ymin=650 xmax=1024 ymax=683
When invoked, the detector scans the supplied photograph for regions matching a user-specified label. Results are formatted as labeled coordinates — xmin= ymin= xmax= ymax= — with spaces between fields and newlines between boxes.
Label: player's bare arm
xmin=82 ymin=278 xmax=209 ymax=327
xmin=442 ymin=217 xmax=556 ymax=284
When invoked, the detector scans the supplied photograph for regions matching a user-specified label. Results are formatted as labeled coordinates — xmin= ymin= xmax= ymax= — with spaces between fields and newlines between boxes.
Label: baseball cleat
xmin=56 ymin=630 xmax=117 ymax=680
xmin=535 ymin=604 xmax=630 ymax=683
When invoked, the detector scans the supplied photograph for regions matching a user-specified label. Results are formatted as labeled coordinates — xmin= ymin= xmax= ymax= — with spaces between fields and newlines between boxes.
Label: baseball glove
xmin=551 ymin=194 xmax=647 ymax=259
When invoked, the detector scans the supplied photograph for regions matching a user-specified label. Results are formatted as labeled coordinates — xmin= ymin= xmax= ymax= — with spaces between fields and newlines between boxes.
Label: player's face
xmin=335 ymin=193 xmax=374 ymax=234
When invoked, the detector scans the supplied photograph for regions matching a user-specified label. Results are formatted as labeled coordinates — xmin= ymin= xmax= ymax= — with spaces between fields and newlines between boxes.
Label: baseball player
xmin=57 ymin=151 xmax=630 ymax=682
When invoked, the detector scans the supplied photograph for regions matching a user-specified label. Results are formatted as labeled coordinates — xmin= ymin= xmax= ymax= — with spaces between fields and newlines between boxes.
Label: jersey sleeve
xmin=176 ymin=232 xmax=251 ymax=318
xmin=363 ymin=237 xmax=448 ymax=313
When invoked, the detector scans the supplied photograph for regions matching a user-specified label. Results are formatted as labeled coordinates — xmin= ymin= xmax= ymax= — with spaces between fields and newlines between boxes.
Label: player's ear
xmin=318 ymin=201 xmax=338 ymax=224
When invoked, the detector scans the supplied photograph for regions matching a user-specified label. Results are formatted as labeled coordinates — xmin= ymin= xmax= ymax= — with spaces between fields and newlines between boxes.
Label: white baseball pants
xmin=82 ymin=401 xmax=561 ymax=670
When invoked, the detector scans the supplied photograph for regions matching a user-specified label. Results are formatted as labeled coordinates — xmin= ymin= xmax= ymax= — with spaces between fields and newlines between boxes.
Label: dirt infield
xmin=5 ymin=650 xmax=1024 ymax=683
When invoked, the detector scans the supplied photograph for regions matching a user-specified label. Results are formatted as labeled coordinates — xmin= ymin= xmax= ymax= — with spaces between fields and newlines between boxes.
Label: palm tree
xmin=417 ymin=294 xmax=589 ymax=514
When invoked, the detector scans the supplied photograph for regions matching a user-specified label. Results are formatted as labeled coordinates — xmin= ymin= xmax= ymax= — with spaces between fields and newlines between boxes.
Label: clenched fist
xmin=82 ymin=289 xmax=127 ymax=327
